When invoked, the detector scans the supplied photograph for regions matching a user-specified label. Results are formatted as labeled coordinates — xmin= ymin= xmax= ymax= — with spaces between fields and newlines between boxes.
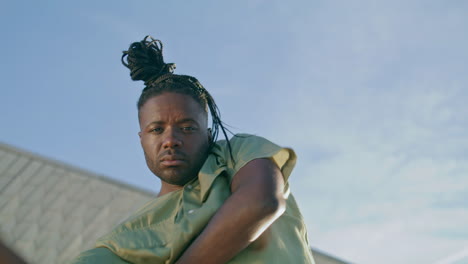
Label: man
xmin=71 ymin=36 xmax=314 ymax=264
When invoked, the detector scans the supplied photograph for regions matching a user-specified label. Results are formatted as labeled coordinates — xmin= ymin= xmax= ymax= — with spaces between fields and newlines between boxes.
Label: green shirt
xmin=71 ymin=134 xmax=315 ymax=264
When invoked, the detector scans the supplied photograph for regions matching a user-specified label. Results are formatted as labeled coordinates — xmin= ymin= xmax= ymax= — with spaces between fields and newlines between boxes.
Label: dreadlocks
xmin=121 ymin=36 xmax=233 ymax=155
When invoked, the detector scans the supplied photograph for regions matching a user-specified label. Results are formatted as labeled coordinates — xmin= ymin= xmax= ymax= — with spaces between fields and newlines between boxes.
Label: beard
xmin=143 ymin=146 xmax=209 ymax=186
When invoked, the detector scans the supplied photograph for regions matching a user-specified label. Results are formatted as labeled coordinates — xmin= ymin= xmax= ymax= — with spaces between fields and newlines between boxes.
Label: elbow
xmin=247 ymin=195 xmax=286 ymax=243
xmin=259 ymin=195 xmax=286 ymax=219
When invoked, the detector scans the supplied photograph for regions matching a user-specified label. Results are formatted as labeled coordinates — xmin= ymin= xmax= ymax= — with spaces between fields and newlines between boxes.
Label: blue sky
xmin=1 ymin=1 xmax=468 ymax=263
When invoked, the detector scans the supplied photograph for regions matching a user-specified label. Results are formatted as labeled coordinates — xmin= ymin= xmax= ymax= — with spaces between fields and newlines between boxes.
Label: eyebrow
xmin=177 ymin=118 xmax=199 ymax=125
xmin=145 ymin=118 xmax=200 ymax=128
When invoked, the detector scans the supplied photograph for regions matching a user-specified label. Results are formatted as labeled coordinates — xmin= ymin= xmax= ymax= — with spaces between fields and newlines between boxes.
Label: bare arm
xmin=175 ymin=158 xmax=286 ymax=264
xmin=0 ymin=240 xmax=28 ymax=264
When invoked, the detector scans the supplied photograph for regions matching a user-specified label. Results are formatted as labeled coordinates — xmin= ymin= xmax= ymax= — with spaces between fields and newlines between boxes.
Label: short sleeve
xmin=225 ymin=134 xmax=297 ymax=183
xmin=70 ymin=247 xmax=131 ymax=264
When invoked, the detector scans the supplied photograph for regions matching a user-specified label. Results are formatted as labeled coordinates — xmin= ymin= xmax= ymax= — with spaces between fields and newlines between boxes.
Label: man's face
xmin=138 ymin=92 xmax=210 ymax=186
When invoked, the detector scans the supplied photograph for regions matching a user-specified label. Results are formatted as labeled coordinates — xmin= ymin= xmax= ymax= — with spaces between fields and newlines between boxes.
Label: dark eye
xmin=181 ymin=126 xmax=196 ymax=132
xmin=151 ymin=127 xmax=163 ymax=133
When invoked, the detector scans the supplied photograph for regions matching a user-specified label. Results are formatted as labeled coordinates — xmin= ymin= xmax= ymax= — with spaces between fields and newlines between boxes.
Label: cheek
xmin=193 ymin=136 xmax=210 ymax=153
xmin=141 ymin=136 xmax=159 ymax=152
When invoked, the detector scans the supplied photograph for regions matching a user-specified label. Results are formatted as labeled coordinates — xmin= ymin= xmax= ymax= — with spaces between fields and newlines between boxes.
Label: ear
xmin=207 ymin=128 xmax=212 ymax=141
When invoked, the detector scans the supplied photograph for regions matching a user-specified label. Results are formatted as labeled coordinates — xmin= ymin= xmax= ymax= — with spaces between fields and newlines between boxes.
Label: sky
xmin=1 ymin=0 xmax=468 ymax=263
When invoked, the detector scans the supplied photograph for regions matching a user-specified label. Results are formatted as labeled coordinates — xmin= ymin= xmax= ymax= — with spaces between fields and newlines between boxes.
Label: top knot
xmin=121 ymin=36 xmax=176 ymax=87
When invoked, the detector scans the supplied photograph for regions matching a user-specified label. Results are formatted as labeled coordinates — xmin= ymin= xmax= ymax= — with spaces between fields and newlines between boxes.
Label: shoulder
xmin=215 ymin=133 xmax=297 ymax=181
xmin=216 ymin=133 xmax=284 ymax=153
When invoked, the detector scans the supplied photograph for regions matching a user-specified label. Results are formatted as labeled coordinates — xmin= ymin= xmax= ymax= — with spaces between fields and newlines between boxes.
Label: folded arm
xmin=175 ymin=158 xmax=286 ymax=264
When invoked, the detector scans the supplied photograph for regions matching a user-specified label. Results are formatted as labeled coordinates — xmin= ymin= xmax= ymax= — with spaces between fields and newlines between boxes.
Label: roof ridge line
xmin=0 ymin=141 xmax=156 ymax=197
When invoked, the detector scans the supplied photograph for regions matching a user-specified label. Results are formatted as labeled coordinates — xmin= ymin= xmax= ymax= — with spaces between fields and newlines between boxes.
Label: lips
xmin=161 ymin=159 xmax=185 ymax=166
xmin=160 ymin=154 xmax=186 ymax=167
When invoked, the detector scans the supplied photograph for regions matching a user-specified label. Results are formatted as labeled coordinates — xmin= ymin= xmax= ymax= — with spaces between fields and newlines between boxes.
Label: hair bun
xmin=121 ymin=36 xmax=176 ymax=86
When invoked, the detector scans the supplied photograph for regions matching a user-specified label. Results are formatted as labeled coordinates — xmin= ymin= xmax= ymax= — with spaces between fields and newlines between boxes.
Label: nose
xmin=162 ymin=128 xmax=183 ymax=149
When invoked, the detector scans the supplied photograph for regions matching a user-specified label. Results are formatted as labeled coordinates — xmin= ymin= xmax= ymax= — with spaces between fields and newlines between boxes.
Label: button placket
xmin=183 ymin=182 xmax=198 ymax=216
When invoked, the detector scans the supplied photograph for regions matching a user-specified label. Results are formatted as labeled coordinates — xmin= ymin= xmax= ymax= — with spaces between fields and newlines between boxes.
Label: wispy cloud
xmin=434 ymin=246 xmax=468 ymax=264
xmin=259 ymin=1 xmax=468 ymax=263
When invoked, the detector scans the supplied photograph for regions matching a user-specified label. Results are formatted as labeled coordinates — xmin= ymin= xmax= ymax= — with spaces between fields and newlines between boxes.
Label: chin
xmin=159 ymin=170 xmax=195 ymax=186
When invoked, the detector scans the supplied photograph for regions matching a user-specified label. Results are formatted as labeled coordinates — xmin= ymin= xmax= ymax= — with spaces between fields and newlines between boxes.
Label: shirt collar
xmin=198 ymin=143 xmax=228 ymax=202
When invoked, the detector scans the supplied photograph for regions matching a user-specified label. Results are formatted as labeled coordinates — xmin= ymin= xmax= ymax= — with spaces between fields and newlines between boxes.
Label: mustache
xmin=158 ymin=150 xmax=188 ymax=160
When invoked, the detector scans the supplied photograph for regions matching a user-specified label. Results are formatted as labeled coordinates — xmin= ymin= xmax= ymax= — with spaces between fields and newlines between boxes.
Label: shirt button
xmin=187 ymin=185 xmax=193 ymax=190
xmin=188 ymin=209 xmax=195 ymax=214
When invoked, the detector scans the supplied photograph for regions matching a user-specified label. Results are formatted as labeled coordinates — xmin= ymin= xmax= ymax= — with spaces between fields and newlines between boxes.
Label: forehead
xmin=139 ymin=92 xmax=207 ymax=126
